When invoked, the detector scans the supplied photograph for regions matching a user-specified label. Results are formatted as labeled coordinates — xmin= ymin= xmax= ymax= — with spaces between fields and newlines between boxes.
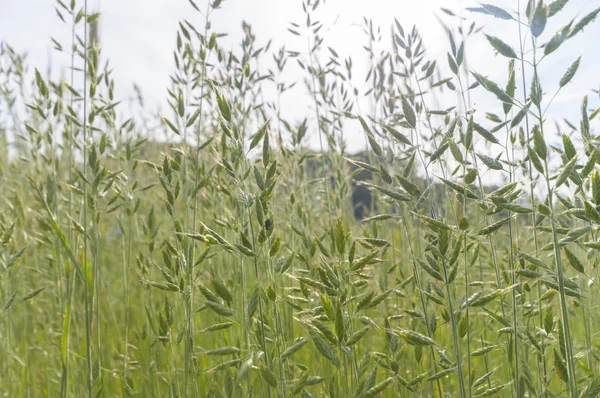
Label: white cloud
xmin=2 ymin=0 xmax=598 ymax=153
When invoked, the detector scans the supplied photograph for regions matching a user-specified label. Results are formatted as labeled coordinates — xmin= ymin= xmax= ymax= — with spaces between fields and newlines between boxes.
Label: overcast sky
xmin=1 ymin=0 xmax=599 ymax=153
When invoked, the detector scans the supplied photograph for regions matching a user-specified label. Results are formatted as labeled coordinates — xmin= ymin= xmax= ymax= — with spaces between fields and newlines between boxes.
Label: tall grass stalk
xmin=3 ymin=1 xmax=600 ymax=397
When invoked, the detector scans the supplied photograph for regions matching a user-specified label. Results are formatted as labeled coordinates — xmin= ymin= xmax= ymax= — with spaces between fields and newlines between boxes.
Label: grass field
xmin=2 ymin=0 xmax=600 ymax=397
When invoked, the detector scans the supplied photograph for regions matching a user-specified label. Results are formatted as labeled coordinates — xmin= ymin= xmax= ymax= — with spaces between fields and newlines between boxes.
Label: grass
xmin=2 ymin=0 xmax=600 ymax=397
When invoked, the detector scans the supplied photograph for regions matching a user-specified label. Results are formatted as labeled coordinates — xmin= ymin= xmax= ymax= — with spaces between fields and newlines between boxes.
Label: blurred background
xmin=2 ymin=0 xmax=599 ymax=152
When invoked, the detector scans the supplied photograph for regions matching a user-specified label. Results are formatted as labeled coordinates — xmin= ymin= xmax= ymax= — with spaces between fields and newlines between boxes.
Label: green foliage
xmin=1 ymin=1 xmax=600 ymax=397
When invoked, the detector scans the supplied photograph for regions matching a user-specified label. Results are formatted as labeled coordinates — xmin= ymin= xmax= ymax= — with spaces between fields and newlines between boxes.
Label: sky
xmin=1 ymin=0 xmax=599 ymax=153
